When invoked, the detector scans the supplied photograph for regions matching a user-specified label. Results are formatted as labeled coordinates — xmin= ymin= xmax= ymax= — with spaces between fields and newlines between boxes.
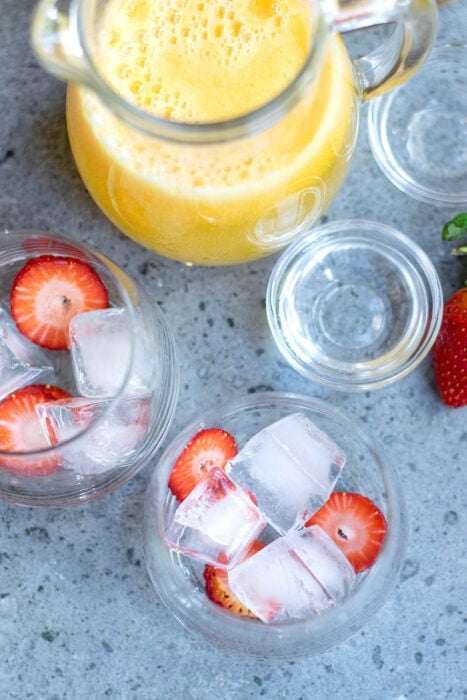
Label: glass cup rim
xmin=143 ymin=391 xmax=408 ymax=659
xmin=266 ymin=218 xmax=443 ymax=391
xmin=367 ymin=43 xmax=467 ymax=207
xmin=0 ymin=228 xmax=144 ymax=459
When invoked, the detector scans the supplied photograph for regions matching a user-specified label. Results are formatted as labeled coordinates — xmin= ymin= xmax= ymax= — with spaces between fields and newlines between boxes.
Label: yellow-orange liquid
xmin=67 ymin=0 xmax=358 ymax=265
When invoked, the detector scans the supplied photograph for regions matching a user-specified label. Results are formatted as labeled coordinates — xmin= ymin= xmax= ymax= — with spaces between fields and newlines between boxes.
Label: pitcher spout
xmin=31 ymin=0 xmax=95 ymax=87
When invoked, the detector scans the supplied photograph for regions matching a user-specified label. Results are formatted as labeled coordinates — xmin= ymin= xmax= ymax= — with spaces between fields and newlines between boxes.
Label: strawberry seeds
xmin=165 ymin=414 xmax=387 ymax=623
xmin=10 ymin=254 xmax=109 ymax=350
xmin=0 ymin=247 xmax=163 ymax=479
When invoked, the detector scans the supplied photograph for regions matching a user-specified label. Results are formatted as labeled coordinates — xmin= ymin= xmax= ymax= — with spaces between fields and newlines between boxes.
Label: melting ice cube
xmin=69 ymin=307 xmax=156 ymax=398
xmin=287 ymin=525 xmax=356 ymax=601
xmin=36 ymin=395 xmax=149 ymax=474
xmin=227 ymin=413 xmax=345 ymax=534
xmin=228 ymin=525 xmax=355 ymax=623
xmin=0 ymin=307 xmax=53 ymax=401
xmin=165 ymin=467 xmax=267 ymax=568
xmin=228 ymin=534 xmax=333 ymax=623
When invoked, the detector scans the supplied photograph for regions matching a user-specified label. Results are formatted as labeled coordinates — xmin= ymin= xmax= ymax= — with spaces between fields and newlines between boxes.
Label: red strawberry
xmin=305 ymin=492 xmax=387 ymax=573
xmin=10 ymin=255 xmax=109 ymax=350
xmin=168 ymin=428 xmax=238 ymax=501
xmin=431 ymin=287 xmax=467 ymax=408
xmin=0 ymin=384 xmax=72 ymax=475
xmin=203 ymin=540 xmax=265 ymax=617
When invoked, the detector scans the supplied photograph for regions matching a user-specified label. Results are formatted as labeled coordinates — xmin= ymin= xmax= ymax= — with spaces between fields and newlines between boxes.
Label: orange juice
xmin=66 ymin=0 xmax=358 ymax=265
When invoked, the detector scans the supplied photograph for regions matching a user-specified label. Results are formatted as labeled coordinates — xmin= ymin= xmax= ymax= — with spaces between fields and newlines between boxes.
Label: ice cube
xmin=165 ymin=467 xmax=267 ymax=568
xmin=228 ymin=534 xmax=333 ymax=623
xmin=69 ymin=307 xmax=156 ymax=398
xmin=227 ymin=413 xmax=345 ymax=534
xmin=0 ymin=307 xmax=53 ymax=400
xmin=286 ymin=525 xmax=356 ymax=601
xmin=36 ymin=395 xmax=149 ymax=474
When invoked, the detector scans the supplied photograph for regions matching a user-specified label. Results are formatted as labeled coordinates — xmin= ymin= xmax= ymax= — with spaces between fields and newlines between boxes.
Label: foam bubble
xmin=97 ymin=0 xmax=311 ymax=122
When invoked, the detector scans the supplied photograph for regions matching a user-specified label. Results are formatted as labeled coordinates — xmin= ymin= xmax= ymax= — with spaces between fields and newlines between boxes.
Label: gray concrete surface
xmin=0 ymin=1 xmax=465 ymax=698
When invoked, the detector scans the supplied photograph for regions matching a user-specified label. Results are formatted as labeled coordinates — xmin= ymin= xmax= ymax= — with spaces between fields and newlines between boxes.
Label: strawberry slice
xmin=10 ymin=255 xmax=109 ymax=350
xmin=168 ymin=428 xmax=238 ymax=501
xmin=0 ymin=384 xmax=72 ymax=475
xmin=305 ymin=492 xmax=387 ymax=573
xmin=203 ymin=540 xmax=265 ymax=618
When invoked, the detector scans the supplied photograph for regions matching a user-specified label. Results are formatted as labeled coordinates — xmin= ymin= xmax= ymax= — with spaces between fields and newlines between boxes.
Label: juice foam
xmin=100 ymin=0 xmax=312 ymax=122
xmin=67 ymin=0 xmax=358 ymax=264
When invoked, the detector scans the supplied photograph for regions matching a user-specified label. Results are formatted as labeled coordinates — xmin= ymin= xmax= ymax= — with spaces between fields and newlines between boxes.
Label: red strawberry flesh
xmin=431 ymin=287 xmax=467 ymax=408
xmin=168 ymin=427 xmax=238 ymax=501
xmin=10 ymin=255 xmax=109 ymax=350
xmin=306 ymin=491 xmax=387 ymax=573
xmin=0 ymin=384 xmax=72 ymax=475
xmin=203 ymin=540 xmax=265 ymax=618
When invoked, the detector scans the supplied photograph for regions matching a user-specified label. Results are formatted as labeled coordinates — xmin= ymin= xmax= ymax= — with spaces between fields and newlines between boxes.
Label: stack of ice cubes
xmin=0 ymin=276 xmax=158 ymax=475
xmin=165 ymin=413 xmax=354 ymax=622
xmin=34 ymin=307 xmax=154 ymax=474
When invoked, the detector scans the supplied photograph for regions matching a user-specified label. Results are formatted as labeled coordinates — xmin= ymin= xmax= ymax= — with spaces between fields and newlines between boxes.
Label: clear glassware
xmin=30 ymin=0 xmax=438 ymax=265
xmin=0 ymin=230 xmax=179 ymax=507
xmin=266 ymin=220 xmax=443 ymax=390
xmin=368 ymin=44 xmax=467 ymax=206
xmin=143 ymin=392 xmax=408 ymax=659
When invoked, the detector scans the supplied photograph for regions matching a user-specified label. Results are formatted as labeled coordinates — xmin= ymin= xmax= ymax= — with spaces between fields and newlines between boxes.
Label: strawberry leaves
xmin=442 ymin=212 xmax=467 ymax=257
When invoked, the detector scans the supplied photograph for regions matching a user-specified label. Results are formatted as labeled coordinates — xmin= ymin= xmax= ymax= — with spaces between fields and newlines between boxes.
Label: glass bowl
xmin=368 ymin=44 xmax=467 ymax=206
xmin=0 ymin=230 xmax=179 ymax=507
xmin=143 ymin=392 xmax=407 ymax=660
xmin=266 ymin=219 xmax=442 ymax=391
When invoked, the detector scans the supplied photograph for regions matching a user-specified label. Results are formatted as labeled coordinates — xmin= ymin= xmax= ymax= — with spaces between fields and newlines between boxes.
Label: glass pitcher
xmin=31 ymin=0 xmax=438 ymax=266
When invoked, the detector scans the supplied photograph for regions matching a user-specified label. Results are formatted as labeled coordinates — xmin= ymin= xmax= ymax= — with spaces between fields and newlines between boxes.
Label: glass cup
xmin=266 ymin=220 xmax=443 ymax=391
xmin=368 ymin=44 xmax=467 ymax=206
xmin=143 ymin=392 xmax=407 ymax=659
xmin=31 ymin=0 xmax=437 ymax=265
xmin=0 ymin=230 xmax=179 ymax=507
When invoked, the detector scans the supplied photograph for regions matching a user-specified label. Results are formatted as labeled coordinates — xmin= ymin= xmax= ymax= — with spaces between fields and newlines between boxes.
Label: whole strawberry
xmin=431 ymin=287 xmax=467 ymax=408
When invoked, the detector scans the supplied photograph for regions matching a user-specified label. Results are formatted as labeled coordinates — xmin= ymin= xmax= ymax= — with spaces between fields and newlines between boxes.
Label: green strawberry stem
xmin=442 ymin=213 xmax=467 ymax=242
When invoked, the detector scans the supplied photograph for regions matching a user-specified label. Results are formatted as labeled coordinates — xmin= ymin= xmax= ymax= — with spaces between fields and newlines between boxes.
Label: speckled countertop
xmin=0 ymin=1 xmax=465 ymax=698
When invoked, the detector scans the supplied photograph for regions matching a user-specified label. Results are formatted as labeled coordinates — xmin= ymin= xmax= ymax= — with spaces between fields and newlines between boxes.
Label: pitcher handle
xmin=326 ymin=0 xmax=438 ymax=100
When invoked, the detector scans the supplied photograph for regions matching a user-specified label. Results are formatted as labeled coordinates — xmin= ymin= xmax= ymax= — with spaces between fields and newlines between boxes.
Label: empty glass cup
xmin=368 ymin=44 xmax=467 ymax=206
xmin=266 ymin=220 xmax=443 ymax=390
